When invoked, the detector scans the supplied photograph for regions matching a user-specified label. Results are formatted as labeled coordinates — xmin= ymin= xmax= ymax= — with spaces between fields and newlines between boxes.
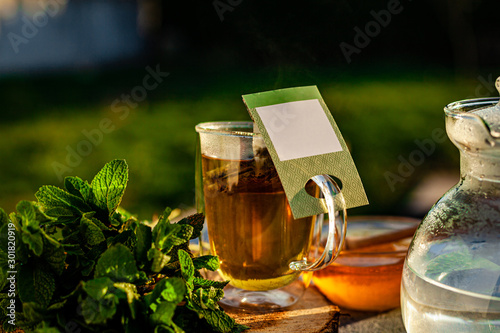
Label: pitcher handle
xmin=289 ymin=174 xmax=347 ymax=271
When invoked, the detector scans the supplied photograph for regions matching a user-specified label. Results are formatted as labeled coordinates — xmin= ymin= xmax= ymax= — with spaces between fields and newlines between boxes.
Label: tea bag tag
xmin=243 ymin=86 xmax=368 ymax=219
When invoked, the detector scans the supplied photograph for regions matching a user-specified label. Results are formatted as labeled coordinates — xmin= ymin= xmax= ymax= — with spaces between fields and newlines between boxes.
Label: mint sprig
xmin=89 ymin=159 xmax=128 ymax=216
xmin=0 ymin=159 xmax=248 ymax=333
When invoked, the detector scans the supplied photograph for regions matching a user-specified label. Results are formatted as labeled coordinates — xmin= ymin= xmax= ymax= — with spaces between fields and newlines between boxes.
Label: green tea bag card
xmin=243 ymin=86 xmax=368 ymax=219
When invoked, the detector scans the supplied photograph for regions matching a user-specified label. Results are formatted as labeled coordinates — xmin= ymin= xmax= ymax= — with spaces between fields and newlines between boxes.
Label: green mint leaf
xmin=0 ymin=207 xmax=9 ymax=227
xmin=17 ymin=301 xmax=45 ymax=328
xmin=159 ymin=243 xmax=191 ymax=272
xmin=64 ymin=176 xmax=91 ymax=202
xmin=17 ymin=200 xmax=38 ymax=231
xmin=113 ymin=282 xmax=140 ymax=304
xmin=115 ymin=206 xmax=135 ymax=221
xmin=153 ymin=209 xmax=193 ymax=253
xmin=114 ymin=282 xmax=140 ymax=319
xmin=107 ymin=229 xmax=137 ymax=252
xmin=149 ymin=301 xmax=177 ymax=327
xmin=32 ymin=202 xmax=56 ymax=225
xmin=193 ymin=255 xmax=220 ymax=271
xmin=198 ymin=308 xmax=248 ymax=333
xmin=193 ymin=277 xmax=229 ymax=290
xmin=41 ymin=235 xmax=66 ymax=276
xmin=46 ymin=299 xmax=67 ymax=311
xmin=21 ymin=229 xmax=44 ymax=256
xmin=83 ymin=277 xmax=115 ymax=300
xmin=81 ymin=277 xmax=128 ymax=325
xmin=82 ymin=211 xmax=112 ymax=231
xmin=36 ymin=185 xmax=92 ymax=216
xmin=109 ymin=216 xmax=122 ymax=227
xmin=159 ymin=278 xmax=186 ymax=304
xmin=33 ymin=321 xmax=61 ymax=333
xmin=94 ymin=244 xmax=140 ymax=283
xmin=90 ymin=159 xmax=128 ymax=216
xmin=42 ymin=206 xmax=80 ymax=225
xmin=161 ymin=260 xmax=181 ymax=272
xmin=9 ymin=211 xmax=20 ymax=229
xmin=61 ymin=243 xmax=84 ymax=256
xmin=158 ymin=207 xmax=172 ymax=223
xmin=173 ymin=307 xmax=211 ymax=333
xmin=147 ymin=248 xmax=171 ymax=273
xmin=18 ymin=261 xmax=56 ymax=308
xmin=148 ymin=277 xmax=185 ymax=311
xmin=175 ymin=225 xmax=194 ymax=245
xmin=81 ymin=259 xmax=96 ymax=277
xmin=135 ymin=222 xmax=152 ymax=264
xmin=83 ymin=240 xmax=107 ymax=266
xmin=16 ymin=201 xmax=44 ymax=256
xmin=177 ymin=213 xmax=204 ymax=240
xmin=232 ymin=323 xmax=251 ymax=333
xmin=178 ymin=249 xmax=195 ymax=290
xmin=80 ymin=214 xmax=106 ymax=248
xmin=152 ymin=208 xmax=171 ymax=248
xmin=190 ymin=287 xmax=224 ymax=311
xmin=81 ymin=293 xmax=119 ymax=325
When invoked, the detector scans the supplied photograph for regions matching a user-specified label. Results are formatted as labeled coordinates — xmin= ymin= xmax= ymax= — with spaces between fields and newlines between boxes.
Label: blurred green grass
xmin=0 ymin=67 xmax=489 ymax=219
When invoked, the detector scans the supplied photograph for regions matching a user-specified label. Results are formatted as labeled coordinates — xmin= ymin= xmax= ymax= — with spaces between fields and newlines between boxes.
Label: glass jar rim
xmin=445 ymin=97 xmax=499 ymax=116
xmin=195 ymin=121 xmax=259 ymax=138
xmin=445 ymin=97 xmax=500 ymax=140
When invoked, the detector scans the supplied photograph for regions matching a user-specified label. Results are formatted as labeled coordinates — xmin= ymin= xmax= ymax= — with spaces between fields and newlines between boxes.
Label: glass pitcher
xmin=401 ymin=80 xmax=500 ymax=332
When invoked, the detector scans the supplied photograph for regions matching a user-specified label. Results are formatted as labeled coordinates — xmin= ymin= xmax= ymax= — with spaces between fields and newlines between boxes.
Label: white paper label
xmin=256 ymin=99 xmax=343 ymax=161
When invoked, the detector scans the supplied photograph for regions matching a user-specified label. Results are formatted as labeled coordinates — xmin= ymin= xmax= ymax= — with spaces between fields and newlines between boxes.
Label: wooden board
xmin=224 ymin=286 xmax=340 ymax=332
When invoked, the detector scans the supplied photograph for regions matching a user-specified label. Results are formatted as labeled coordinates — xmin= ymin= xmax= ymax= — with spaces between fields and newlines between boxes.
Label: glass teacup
xmin=195 ymin=121 xmax=346 ymax=309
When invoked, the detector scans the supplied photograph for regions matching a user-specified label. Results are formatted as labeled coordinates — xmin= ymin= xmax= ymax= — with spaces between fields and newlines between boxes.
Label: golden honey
xmin=313 ymin=241 xmax=408 ymax=312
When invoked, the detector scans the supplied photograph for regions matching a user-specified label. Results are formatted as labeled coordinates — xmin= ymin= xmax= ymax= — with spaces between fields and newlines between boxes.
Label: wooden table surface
xmin=224 ymin=285 xmax=339 ymax=332
xmin=224 ymin=285 xmax=407 ymax=333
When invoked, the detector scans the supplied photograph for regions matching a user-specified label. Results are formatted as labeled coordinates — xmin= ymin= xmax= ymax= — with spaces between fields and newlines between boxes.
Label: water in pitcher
xmin=402 ymin=239 xmax=500 ymax=332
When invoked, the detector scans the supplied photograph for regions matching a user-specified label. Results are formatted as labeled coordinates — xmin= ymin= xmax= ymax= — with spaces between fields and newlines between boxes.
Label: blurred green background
xmin=0 ymin=0 xmax=498 ymax=220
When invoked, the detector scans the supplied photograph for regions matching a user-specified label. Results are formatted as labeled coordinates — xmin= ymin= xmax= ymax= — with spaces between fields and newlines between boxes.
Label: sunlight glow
xmin=0 ymin=0 xmax=68 ymax=29
xmin=0 ymin=0 xmax=18 ymax=21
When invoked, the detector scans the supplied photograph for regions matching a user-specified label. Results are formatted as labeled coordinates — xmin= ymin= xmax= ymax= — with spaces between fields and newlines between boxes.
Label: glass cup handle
xmin=289 ymin=174 xmax=347 ymax=272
